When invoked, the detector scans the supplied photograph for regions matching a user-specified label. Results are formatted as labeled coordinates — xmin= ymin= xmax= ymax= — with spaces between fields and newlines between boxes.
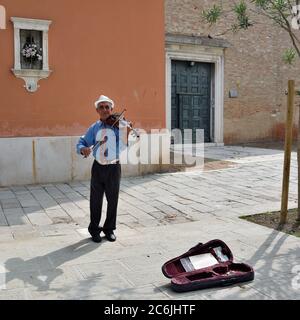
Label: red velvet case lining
xmin=162 ymin=239 xmax=254 ymax=291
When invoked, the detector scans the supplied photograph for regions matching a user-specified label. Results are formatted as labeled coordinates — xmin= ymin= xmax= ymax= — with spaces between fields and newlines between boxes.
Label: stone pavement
xmin=0 ymin=146 xmax=299 ymax=300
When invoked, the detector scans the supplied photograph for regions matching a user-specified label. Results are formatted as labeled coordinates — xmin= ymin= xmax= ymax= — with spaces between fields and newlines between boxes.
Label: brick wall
xmin=165 ymin=0 xmax=300 ymax=143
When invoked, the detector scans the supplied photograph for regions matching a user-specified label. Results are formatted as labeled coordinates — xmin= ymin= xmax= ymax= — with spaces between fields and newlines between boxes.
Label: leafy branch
xmin=202 ymin=0 xmax=300 ymax=64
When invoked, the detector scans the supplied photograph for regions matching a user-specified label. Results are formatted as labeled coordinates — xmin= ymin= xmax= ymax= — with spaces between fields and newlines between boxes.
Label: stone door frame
xmin=166 ymin=34 xmax=229 ymax=145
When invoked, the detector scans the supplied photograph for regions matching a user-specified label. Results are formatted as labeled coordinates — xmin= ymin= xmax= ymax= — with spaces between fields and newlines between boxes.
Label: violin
xmin=82 ymin=109 xmax=139 ymax=159
xmin=103 ymin=109 xmax=140 ymax=138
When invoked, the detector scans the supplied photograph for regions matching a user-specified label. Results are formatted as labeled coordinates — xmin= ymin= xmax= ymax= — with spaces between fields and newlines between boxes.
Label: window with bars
xmin=20 ymin=29 xmax=43 ymax=70
xmin=11 ymin=17 xmax=52 ymax=92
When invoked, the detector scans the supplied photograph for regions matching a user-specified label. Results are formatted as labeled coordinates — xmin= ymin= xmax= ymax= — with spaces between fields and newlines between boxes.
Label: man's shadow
xmin=4 ymin=238 xmax=100 ymax=292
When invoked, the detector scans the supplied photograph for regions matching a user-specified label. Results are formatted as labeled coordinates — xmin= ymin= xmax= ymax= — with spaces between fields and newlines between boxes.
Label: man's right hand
xmin=80 ymin=147 xmax=91 ymax=157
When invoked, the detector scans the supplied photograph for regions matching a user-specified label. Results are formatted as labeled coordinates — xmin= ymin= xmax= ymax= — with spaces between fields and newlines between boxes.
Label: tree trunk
xmin=280 ymin=80 xmax=295 ymax=225
xmin=298 ymin=101 xmax=300 ymax=221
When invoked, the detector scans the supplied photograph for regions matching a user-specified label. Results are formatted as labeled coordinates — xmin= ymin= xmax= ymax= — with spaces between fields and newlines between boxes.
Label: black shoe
xmin=91 ymin=234 xmax=102 ymax=243
xmin=104 ymin=231 xmax=116 ymax=242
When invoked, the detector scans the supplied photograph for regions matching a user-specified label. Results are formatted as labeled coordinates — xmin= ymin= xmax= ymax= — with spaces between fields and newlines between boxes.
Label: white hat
xmin=94 ymin=95 xmax=114 ymax=109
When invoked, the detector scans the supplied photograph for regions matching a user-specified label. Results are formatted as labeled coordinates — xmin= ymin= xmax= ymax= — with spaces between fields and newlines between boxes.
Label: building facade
xmin=0 ymin=0 xmax=165 ymax=186
xmin=1 ymin=0 xmax=299 ymax=186
xmin=165 ymin=0 xmax=300 ymax=144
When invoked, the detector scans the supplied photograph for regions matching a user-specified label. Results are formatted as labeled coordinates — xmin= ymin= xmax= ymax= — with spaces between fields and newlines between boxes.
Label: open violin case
xmin=162 ymin=239 xmax=254 ymax=292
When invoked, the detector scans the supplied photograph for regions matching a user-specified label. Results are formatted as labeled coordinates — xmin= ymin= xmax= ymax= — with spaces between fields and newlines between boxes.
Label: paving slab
xmin=0 ymin=146 xmax=300 ymax=300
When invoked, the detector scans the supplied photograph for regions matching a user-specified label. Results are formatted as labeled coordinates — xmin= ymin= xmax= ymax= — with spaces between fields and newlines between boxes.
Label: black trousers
xmin=88 ymin=160 xmax=121 ymax=236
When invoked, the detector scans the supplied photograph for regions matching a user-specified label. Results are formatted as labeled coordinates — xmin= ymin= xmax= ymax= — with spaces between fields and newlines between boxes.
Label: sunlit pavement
xmin=0 ymin=146 xmax=299 ymax=300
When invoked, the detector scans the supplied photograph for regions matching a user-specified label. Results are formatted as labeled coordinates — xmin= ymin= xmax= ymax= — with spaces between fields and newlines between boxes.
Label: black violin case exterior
xmin=162 ymin=239 xmax=254 ymax=292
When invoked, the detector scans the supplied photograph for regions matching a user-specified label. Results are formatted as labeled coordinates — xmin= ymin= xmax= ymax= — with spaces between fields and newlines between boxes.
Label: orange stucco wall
xmin=0 ymin=0 xmax=165 ymax=137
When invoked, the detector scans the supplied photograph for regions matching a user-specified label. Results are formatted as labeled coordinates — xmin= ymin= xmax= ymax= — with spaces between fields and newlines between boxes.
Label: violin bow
xmin=114 ymin=108 xmax=140 ymax=138
xmin=111 ymin=108 xmax=127 ymax=127
xmin=83 ymin=136 xmax=108 ymax=158
xmin=92 ymin=135 xmax=108 ymax=151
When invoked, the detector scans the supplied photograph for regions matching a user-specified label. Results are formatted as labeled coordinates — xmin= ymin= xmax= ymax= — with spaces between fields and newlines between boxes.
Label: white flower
xmin=21 ymin=43 xmax=43 ymax=61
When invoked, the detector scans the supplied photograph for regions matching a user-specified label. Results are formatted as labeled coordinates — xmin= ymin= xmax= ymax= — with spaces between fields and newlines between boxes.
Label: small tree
xmin=202 ymin=0 xmax=300 ymax=223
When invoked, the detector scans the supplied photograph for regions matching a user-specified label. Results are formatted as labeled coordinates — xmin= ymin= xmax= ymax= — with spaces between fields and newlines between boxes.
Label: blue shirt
xmin=76 ymin=120 xmax=127 ymax=164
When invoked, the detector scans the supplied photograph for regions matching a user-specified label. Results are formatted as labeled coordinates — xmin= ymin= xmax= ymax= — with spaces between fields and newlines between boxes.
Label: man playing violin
xmin=76 ymin=95 xmax=129 ymax=243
